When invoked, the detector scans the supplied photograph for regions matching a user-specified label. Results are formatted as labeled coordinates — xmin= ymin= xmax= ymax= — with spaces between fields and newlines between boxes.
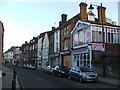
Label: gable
xmin=71 ymin=20 xmax=91 ymax=34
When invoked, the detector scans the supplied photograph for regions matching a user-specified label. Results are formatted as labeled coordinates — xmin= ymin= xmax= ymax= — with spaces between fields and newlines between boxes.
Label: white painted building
xmin=13 ymin=47 xmax=21 ymax=65
xmin=4 ymin=50 xmax=14 ymax=64
xmin=53 ymin=29 xmax=60 ymax=65
xmin=71 ymin=20 xmax=120 ymax=70
xmin=71 ymin=21 xmax=92 ymax=68
xmin=41 ymin=33 xmax=49 ymax=69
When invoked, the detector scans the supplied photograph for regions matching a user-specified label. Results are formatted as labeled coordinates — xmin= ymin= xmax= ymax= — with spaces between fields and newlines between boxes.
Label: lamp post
xmin=88 ymin=3 xmax=105 ymax=77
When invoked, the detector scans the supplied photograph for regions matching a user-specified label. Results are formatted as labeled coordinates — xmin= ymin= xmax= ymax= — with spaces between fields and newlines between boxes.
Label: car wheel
xmin=53 ymin=72 xmax=55 ymax=76
xmin=79 ymin=77 xmax=83 ymax=83
xmin=58 ymin=73 xmax=61 ymax=77
xmin=68 ymin=75 xmax=72 ymax=80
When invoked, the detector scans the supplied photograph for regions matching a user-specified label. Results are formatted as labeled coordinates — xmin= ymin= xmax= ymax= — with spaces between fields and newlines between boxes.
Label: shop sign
xmin=92 ymin=43 xmax=105 ymax=51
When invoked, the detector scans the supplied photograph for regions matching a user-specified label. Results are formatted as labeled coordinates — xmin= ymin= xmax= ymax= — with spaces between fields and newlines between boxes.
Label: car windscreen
xmin=80 ymin=67 xmax=93 ymax=72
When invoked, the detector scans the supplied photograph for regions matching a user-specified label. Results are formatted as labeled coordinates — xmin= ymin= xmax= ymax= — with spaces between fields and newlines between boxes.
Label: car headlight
xmin=82 ymin=73 xmax=87 ymax=77
xmin=95 ymin=73 xmax=98 ymax=76
xmin=61 ymin=71 xmax=65 ymax=73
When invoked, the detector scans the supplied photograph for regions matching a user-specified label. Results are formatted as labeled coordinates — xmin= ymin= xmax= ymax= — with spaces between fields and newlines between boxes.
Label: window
xmin=92 ymin=26 xmax=103 ymax=42
xmin=56 ymin=31 xmax=58 ymax=40
xmin=107 ymin=28 xmax=120 ymax=44
xmin=64 ymin=39 xmax=68 ymax=50
xmin=56 ymin=42 xmax=58 ymax=51
xmin=64 ymin=26 xmax=68 ymax=35
xmin=78 ymin=30 xmax=84 ymax=44
xmin=73 ymin=33 xmax=78 ymax=46
xmin=73 ymin=29 xmax=85 ymax=46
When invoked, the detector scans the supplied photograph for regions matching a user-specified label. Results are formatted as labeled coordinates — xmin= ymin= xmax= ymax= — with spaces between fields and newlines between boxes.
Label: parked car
xmin=46 ymin=65 xmax=55 ymax=74
xmin=28 ymin=64 xmax=36 ymax=70
xmin=52 ymin=65 xmax=69 ymax=77
xmin=68 ymin=66 xmax=98 ymax=82
xmin=23 ymin=64 xmax=27 ymax=68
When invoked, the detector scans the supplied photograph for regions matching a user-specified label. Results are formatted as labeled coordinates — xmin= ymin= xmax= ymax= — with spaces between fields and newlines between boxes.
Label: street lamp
xmin=88 ymin=3 xmax=105 ymax=77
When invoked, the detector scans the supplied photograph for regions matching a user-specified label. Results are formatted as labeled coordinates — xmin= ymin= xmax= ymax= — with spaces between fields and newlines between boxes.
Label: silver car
xmin=69 ymin=66 xmax=98 ymax=82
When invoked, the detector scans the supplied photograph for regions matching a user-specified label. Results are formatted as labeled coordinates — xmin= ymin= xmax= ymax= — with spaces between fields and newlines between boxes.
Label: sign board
xmin=92 ymin=43 xmax=105 ymax=51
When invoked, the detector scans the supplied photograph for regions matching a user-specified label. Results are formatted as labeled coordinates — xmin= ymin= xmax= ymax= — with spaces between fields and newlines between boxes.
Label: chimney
xmin=79 ymin=2 xmax=87 ymax=21
xmin=52 ymin=27 xmax=55 ymax=30
xmin=61 ymin=14 xmax=67 ymax=23
xmin=59 ymin=21 xmax=62 ymax=26
xmin=97 ymin=6 xmax=106 ymax=23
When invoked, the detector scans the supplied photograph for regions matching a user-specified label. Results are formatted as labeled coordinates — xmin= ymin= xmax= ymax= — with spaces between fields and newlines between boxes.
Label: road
xmin=5 ymin=64 xmax=118 ymax=89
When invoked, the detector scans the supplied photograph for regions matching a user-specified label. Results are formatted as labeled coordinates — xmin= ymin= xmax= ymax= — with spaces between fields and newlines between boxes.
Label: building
xmin=37 ymin=34 xmax=43 ymax=68
xmin=28 ymin=37 xmax=38 ymax=67
xmin=118 ymin=1 xmax=120 ymax=25
xmin=21 ymin=41 xmax=29 ymax=66
xmin=0 ymin=21 xmax=4 ymax=65
xmin=4 ymin=49 xmax=14 ymax=64
xmin=48 ymin=27 xmax=55 ymax=66
xmin=0 ymin=21 xmax=4 ymax=90
xmin=41 ymin=32 xmax=50 ymax=69
xmin=14 ymin=47 xmax=21 ymax=66
xmin=70 ymin=2 xmax=120 ymax=78
xmin=60 ymin=14 xmax=77 ymax=68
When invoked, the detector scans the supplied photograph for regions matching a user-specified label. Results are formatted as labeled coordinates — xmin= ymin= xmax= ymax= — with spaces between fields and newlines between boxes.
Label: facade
xmin=60 ymin=14 xmax=77 ymax=68
xmin=71 ymin=21 xmax=92 ymax=68
xmin=14 ymin=47 xmax=21 ymax=65
xmin=41 ymin=33 xmax=49 ymax=69
xmin=37 ymin=35 xmax=43 ymax=68
xmin=49 ymin=28 xmax=54 ymax=66
xmin=29 ymin=37 xmax=38 ymax=67
xmin=0 ymin=21 xmax=4 ymax=90
xmin=70 ymin=2 xmax=120 ymax=78
xmin=4 ymin=50 xmax=14 ymax=64
xmin=21 ymin=41 xmax=29 ymax=66
xmin=0 ymin=21 xmax=4 ymax=66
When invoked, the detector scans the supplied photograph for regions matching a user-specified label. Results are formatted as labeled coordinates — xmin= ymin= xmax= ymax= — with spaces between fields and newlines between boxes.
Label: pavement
xmin=2 ymin=64 xmax=20 ymax=89
xmin=1 ymin=65 xmax=120 ymax=90
xmin=98 ymin=76 xmax=120 ymax=87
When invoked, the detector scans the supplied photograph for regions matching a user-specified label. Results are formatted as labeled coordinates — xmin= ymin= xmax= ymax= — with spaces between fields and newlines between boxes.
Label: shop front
xmin=71 ymin=45 xmax=92 ymax=68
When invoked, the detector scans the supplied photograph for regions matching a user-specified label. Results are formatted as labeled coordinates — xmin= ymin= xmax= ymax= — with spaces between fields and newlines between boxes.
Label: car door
xmin=74 ymin=67 xmax=80 ymax=79
xmin=69 ymin=67 xmax=75 ymax=79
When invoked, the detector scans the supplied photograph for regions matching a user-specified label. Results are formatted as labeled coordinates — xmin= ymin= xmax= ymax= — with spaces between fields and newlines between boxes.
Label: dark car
xmin=52 ymin=65 xmax=69 ymax=77
xmin=69 ymin=66 xmax=98 ymax=82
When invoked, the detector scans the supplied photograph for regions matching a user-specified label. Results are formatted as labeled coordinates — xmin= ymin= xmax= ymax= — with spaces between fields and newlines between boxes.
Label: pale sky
xmin=0 ymin=0 xmax=119 ymax=52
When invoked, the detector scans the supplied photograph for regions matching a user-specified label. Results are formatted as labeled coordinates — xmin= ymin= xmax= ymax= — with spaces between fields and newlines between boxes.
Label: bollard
xmin=12 ymin=79 xmax=16 ymax=90
xmin=12 ymin=68 xmax=16 ymax=90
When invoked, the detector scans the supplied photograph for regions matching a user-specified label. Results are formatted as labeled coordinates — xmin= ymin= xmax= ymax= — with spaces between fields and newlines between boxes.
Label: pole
xmin=12 ymin=68 xmax=16 ymax=90
xmin=101 ymin=3 xmax=106 ymax=77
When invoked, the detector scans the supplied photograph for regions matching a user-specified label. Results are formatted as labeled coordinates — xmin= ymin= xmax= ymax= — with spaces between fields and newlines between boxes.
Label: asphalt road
xmin=5 ymin=64 xmax=118 ymax=89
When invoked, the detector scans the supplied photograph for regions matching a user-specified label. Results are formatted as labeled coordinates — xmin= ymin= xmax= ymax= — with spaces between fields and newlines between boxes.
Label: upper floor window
xmin=107 ymin=28 xmax=120 ymax=44
xmin=64 ymin=26 xmax=69 ymax=35
xmin=73 ymin=29 xmax=84 ymax=46
xmin=56 ymin=31 xmax=58 ymax=40
xmin=92 ymin=26 xmax=103 ymax=43
xmin=64 ymin=39 xmax=68 ymax=50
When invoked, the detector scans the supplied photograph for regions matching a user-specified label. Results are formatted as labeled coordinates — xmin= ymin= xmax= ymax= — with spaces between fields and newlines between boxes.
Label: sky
xmin=0 ymin=0 xmax=119 ymax=52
